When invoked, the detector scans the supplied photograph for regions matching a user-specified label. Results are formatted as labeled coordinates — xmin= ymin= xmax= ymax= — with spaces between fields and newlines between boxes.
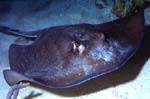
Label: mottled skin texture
xmin=3 ymin=10 xmax=144 ymax=88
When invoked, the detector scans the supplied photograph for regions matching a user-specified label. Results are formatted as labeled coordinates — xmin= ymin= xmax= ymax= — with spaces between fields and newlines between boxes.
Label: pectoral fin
xmin=3 ymin=69 xmax=32 ymax=86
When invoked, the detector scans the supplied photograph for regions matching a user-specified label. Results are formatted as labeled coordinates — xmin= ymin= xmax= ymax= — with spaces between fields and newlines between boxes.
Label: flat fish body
xmin=4 ymin=10 xmax=144 ymax=88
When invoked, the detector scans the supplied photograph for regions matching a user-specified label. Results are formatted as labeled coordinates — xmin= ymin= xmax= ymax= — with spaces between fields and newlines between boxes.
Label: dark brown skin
xmin=2 ymin=10 xmax=144 ymax=88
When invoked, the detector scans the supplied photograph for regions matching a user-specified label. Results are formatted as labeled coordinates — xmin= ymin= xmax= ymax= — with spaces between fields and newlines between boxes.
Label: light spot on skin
xmin=78 ymin=44 xmax=85 ymax=55
xmin=82 ymin=64 xmax=93 ymax=75
xmin=90 ymin=45 xmax=115 ymax=62
xmin=72 ymin=41 xmax=85 ymax=55
xmin=89 ymin=38 xmax=117 ymax=62
xmin=72 ymin=41 xmax=77 ymax=52
xmin=69 ymin=57 xmax=93 ymax=75
xmin=89 ymin=38 xmax=133 ymax=62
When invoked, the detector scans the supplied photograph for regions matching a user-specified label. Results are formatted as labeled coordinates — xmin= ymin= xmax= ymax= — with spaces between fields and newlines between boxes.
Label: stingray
xmin=1 ymin=10 xmax=144 ymax=99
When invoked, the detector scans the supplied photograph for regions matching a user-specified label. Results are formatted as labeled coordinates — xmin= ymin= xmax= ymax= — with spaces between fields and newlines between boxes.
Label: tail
xmin=0 ymin=25 xmax=37 ymax=38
